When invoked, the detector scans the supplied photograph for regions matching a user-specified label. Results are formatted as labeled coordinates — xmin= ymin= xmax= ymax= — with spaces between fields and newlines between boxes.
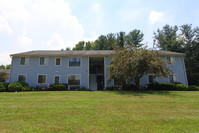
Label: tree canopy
xmin=72 ymin=29 xmax=145 ymax=50
xmin=109 ymin=46 xmax=169 ymax=89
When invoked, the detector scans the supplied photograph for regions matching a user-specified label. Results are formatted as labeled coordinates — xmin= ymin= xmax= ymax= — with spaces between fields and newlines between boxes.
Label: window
xmin=18 ymin=75 xmax=26 ymax=82
xmin=166 ymin=57 xmax=175 ymax=64
xmin=148 ymin=75 xmax=156 ymax=83
xmin=20 ymin=57 xmax=28 ymax=65
xmin=68 ymin=75 xmax=80 ymax=85
xmin=55 ymin=58 xmax=61 ymax=66
xmin=169 ymin=74 xmax=177 ymax=83
xmin=38 ymin=75 xmax=46 ymax=84
xmin=69 ymin=57 xmax=80 ymax=67
xmin=54 ymin=76 xmax=60 ymax=84
xmin=39 ymin=57 xmax=48 ymax=65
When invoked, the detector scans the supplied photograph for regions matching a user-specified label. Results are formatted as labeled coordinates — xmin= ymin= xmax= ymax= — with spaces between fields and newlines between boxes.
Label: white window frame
xmin=39 ymin=57 xmax=48 ymax=66
xmin=169 ymin=74 xmax=178 ymax=83
xmin=55 ymin=57 xmax=61 ymax=66
xmin=68 ymin=57 xmax=81 ymax=67
xmin=20 ymin=57 xmax=29 ymax=66
xmin=67 ymin=74 xmax=81 ymax=86
xmin=17 ymin=74 xmax=27 ymax=82
xmin=148 ymin=74 xmax=158 ymax=84
xmin=54 ymin=75 xmax=60 ymax=84
xmin=165 ymin=57 xmax=175 ymax=65
xmin=37 ymin=74 xmax=47 ymax=84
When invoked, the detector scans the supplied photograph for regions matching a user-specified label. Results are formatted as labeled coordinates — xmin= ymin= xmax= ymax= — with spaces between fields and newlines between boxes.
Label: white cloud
xmin=0 ymin=15 xmax=13 ymax=35
xmin=0 ymin=52 xmax=12 ymax=65
xmin=91 ymin=3 xmax=101 ymax=12
xmin=148 ymin=10 xmax=166 ymax=25
xmin=18 ymin=36 xmax=33 ymax=49
xmin=44 ymin=33 xmax=66 ymax=50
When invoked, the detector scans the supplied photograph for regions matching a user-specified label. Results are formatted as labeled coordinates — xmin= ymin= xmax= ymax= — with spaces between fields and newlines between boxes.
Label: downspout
xmin=9 ymin=55 xmax=13 ymax=83
xmin=182 ymin=56 xmax=188 ymax=85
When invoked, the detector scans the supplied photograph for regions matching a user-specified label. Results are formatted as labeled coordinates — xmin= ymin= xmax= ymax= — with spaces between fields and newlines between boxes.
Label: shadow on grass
xmin=113 ymin=90 xmax=175 ymax=96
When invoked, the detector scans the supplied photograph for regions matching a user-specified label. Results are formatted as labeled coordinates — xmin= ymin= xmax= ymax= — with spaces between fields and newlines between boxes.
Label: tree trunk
xmin=135 ymin=78 xmax=140 ymax=90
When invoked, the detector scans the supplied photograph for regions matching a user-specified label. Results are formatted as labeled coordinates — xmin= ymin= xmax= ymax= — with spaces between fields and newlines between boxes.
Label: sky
xmin=0 ymin=0 xmax=198 ymax=65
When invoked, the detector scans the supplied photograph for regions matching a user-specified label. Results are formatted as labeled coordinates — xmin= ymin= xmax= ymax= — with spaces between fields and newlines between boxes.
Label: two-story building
xmin=9 ymin=50 xmax=188 ymax=90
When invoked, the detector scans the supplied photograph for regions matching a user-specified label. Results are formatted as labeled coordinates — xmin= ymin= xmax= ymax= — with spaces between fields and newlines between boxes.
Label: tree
xmin=95 ymin=35 xmax=108 ymax=50
xmin=6 ymin=64 xmax=11 ymax=69
xmin=154 ymin=24 xmax=199 ymax=85
xmin=106 ymin=33 xmax=117 ymax=50
xmin=116 ymin=31 xmax=125 ymax=48
xmin=0 ymin=65 xmax=5 ymax=69
xmin=73 ymin=41 xmax=85 ymax=50
xmin=109 ymin=46 xmax=169 ymax=89
xmin=153 ymin=25 xmax=181 ymax=52
xmin=125 ymin=29 xmax=144 ymax=47
xmin=0 ymin=71 xmax=9 ymax=82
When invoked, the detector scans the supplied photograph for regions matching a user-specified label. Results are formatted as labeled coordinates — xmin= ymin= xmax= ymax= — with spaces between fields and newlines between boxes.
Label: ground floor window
xmin=169 ymin=74 xmax=177 ymax=83
xmin=54 ymin=75 xmax=60 ymax=84
xmin=148 ymin=74 xmax=156 ymax=83
xmin=68 ymin=75 xmax=80 ymax=85
xmin=18 ymin=75 xmax=26 ymax=82
xmin=38 ymin=75 xmax=46 ymax=84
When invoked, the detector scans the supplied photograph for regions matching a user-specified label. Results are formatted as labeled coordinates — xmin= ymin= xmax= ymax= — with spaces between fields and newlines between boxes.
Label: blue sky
xmin=0 ymin=0 xmax=198 ymax=65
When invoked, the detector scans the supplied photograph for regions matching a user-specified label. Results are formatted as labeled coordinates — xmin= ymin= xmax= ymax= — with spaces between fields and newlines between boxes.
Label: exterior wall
xmin=104 ymin=57 xmax=113 ymax=88
xmin=10 ymin=54 xmax=188 ymax=89
xmin=140 ymin=56 xmax=188 ymax=86
xmin=10 ymin=56 xmax=89 ymax=88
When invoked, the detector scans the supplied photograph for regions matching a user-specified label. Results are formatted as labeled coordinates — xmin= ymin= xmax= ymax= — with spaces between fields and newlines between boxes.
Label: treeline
xmin=0 ymin=64 xmax=10 ymax=69
xmin=72 ymin=29 xmax=144 ymax=50
xmin=70 ymin=24 xmax=199 ymax=85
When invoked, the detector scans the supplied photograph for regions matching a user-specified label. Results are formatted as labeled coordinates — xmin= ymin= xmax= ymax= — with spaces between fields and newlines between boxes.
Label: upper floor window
xmin=20 ymin=57 xmax=28 ymax=65
xmin=18 ymin=75 xmax=26 ymax=82
xmin=169 ymin=74 xmax=177 ymax=83
xmin=38 ymin=75 xmax=46 ymax=84
xmin=39 ymin=57 xmax=48 ymax=65
xmin=55 ymin=58 xmax=61 ymax=66
xmin=166 ymin=57 xmax=175 ymax=64
xmin=69 ymin=57 xmax=80 ymax=67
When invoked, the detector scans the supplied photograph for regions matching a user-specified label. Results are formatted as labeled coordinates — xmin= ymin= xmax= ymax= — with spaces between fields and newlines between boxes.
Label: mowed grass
xmin=0 ymin=91 xmax=199 ymax=133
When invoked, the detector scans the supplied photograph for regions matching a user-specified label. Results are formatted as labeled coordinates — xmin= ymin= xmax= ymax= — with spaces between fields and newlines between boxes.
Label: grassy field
xmin=0 ymin=91 xmax=199 ymax=133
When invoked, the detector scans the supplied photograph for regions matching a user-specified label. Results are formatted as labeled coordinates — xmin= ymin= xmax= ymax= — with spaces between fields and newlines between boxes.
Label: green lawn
xmin=0 ymin=91 xmax=199 ymax=133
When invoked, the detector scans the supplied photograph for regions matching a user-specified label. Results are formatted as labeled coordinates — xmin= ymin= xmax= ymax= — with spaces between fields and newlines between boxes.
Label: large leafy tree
xmin=109 ymin=46 xmax=169 ymax=89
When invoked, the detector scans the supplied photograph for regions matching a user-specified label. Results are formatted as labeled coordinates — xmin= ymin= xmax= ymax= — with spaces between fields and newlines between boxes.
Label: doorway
xmin=89 ymin=57 xmax=104 ymax=90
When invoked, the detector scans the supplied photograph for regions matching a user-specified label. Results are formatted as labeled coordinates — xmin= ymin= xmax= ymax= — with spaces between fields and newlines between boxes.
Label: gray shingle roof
xmin=10 ymin=50 xmax=184 ymax=57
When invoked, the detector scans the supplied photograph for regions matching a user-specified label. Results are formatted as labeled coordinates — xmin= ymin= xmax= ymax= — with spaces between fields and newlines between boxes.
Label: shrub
xmin=22 ymin=86 xmax=31 ymax=91
xmin=70 ymin=86 xmax=80 ymax=90
xmin=0 ymin=83 xmax=6 ymax=92
xmin=33 ymin=86 xmax=46 ymax=91
xmin=0 ymin=82 xmax=10 ymax=91
xmin=78 ymin=87 xmax=90 ymax=91
xmin=48 ymin=84 xmax=68 ymax=91
xmin=175 ymin=83 xmax=188 ymax=91
xmin=147 ymin=82 xmax=189 ymax=91
xmin=8 ymin=82 xmax=23 ymax=92
xmin=17 ymin=81 xmax=29 ymax=87
xmin=106 ymin=86 xmax=119 ymax=91
xmin=188 ymin=85 xmax=199 ymax=91
xmin=122 ymin=84 xmax=137 ymax=90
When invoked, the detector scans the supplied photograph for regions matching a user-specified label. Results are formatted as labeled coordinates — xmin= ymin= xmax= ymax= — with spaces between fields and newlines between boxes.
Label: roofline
xmin=10 ymin=50 xmax=185 ymax=57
